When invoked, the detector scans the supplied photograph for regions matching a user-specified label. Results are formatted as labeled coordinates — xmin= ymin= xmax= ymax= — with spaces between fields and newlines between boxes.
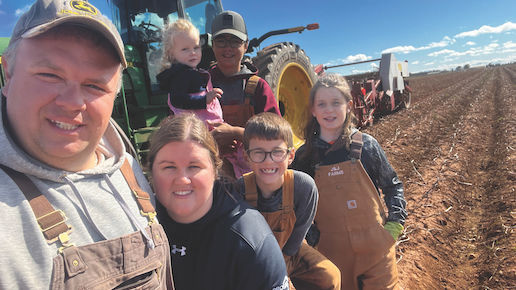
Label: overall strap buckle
xmin=121 ymin=160 xmax=157 ymax=225
xmin=0 ymin=164 xmax=75 ymax=253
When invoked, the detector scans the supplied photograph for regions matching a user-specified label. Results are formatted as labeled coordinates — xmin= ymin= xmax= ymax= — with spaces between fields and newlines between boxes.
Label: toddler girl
xmin=157 ymin=19 xmax=223 ymax=127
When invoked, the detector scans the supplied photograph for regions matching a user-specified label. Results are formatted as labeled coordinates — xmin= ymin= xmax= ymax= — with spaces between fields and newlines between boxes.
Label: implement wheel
xmin=402 ymin=91 xmax=412 ymax=109
xmin=402 ymin=81 xmax=412 ymax=109
xmin=252 ymin=42 xmax=317 ymax=148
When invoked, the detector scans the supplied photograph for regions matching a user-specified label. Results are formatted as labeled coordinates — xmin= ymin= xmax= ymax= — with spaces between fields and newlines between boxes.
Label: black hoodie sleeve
xmin=361 ymin=134 xmax=407 ymax=225
xmin=156 ymin=65 xmax=207 ymax=109
xmin=232 ymin=209 xmax=290 ymax=290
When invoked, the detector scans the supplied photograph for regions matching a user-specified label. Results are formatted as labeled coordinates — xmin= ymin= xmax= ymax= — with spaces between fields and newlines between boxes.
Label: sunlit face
xmin=246 ymin=138 xmax=294 ymax=194
xmin=311 ymin=87 xmax=352 ymax=141
xmin=3 ymin=34 xmax=121 ymax=171
xmin=152 ymin=140 xmax=216 ymax=224
xmin=212 ymin=34 xmax=248 ymax=76
xmin=171 ymin=31 xmax=201 ymax=68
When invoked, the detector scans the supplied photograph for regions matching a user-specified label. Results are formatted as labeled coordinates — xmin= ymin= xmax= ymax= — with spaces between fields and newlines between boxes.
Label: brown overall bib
xmin=221 ymin=75 xmax=258 ymax=128
xmin=244 ymin=170 xmax=341 ymax=290
xmin=1 ymin=160 xmax=174 ymax=289
xmin=219 ymin=77 xmax=259 ymax=179
xmin=314 ymin=132 xmax=398 ymax=290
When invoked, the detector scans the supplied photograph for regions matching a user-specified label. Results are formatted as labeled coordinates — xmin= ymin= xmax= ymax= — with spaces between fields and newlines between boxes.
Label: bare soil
xmin=361 ymin=64 xmax=516 ymax=289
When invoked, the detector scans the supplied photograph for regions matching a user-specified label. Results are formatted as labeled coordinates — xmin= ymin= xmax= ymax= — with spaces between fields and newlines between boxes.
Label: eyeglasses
xmin=213 ymin=38 xmax=244 ymax=48
xmin=246 ymin=148 xmax=292 ymax=163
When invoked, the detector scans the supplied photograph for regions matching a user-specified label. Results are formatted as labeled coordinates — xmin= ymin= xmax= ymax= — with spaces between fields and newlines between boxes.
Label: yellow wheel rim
xmin=277 ymin=63 xmax=314 ymax=149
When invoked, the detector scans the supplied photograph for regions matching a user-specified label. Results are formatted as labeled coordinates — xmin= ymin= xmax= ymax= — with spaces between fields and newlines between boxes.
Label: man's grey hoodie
xmin=0 ymin=96 xmax=155 ymax=289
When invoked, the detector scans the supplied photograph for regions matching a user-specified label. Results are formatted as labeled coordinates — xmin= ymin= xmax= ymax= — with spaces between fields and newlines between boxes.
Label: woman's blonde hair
xmin=160 ymin=18 xmax=199 ymax=71
xmin=300 ymin=73 xmax=355 ymax=161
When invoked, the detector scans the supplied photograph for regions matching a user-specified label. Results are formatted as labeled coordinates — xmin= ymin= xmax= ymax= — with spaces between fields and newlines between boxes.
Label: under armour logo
xmin=171 ymin=245 xmax=186 ymax=256
xmin=347 ymin=200 xmax=357 ymax=209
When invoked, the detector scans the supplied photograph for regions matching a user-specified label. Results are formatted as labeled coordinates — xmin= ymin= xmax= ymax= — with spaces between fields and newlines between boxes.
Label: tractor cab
xmin=107 ymin=0 xmax=319 ymax=164
xmin=107 ymin=0 xmax=223 ymax=161
xmin=109 ymin=0 xmax=222 ymax=92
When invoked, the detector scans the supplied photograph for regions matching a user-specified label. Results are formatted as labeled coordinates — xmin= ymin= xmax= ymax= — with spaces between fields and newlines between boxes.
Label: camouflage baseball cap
xmin=211 ymin=10 xmax=247 ymax=41
xmin=10 ymin=0 xmax=127 ymax=68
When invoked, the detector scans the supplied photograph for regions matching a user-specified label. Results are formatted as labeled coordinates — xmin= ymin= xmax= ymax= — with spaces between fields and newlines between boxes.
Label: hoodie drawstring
xmin=105 ymin=176 xmax=155 ymax=249
xmin=64 ymin=177 xmax=108 ymax=241
xmin=64 ymin=175 xmax=155 ymax=249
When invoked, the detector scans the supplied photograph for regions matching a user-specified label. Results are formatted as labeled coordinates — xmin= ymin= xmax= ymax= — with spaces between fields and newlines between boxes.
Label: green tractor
xmin=107 ymin=0 xmax=318 ymax=162
xmin=0 ymin=0 xmax=319 ymax=163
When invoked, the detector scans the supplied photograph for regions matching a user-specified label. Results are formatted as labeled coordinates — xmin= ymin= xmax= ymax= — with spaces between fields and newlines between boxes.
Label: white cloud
xmin=431 ymin=55 xmax=516 ymax=71
xmin=428 ymin=49 xmax=457 ymax=57
xmin=428 ymin=41 xmax=504 ymax=59
xmin=345 ymin=54 xmax=371 ymax=62
xmin=465 ymin=41 xmax=476 ymax=46
xmin=382 ymin=36 xmax=455 ymax=54
xmin=455 ymin=21 xmax=516 ymax=38
xmin=412 ymin=60 xmax=420 ymax=65
xmin=485 ymin=43 xmax=499 ymax=50
xmin=413 ymin=54 xmax=516 ymax=73
xmin=15 ymin=4 xmax=31 ymax=16
xmin=382 ymin=45 xmax=417 ymax=54
xmin=351 ymin=69 xmax=365 ymax=74
xmin=503 ymin=41 xmax=516 ymax=49
xmin=425 ymin=36 xmax=455 ymax=49
xmin=324 ymin=54 xmax=373 ymax=67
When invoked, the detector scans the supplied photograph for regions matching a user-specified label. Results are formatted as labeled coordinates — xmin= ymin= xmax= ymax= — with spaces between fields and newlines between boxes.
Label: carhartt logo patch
xmin=347 ymin=200 xmax=357 ymax=209
xmin=328 ymin=165 xmax=344 ymax=177
xmin=171 ymin=245 xmax=186 ymax=256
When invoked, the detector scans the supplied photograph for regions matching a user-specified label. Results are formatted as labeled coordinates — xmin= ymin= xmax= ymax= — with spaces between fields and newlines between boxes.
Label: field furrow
xmin=361 ymin=64 xmax=515 ymax=289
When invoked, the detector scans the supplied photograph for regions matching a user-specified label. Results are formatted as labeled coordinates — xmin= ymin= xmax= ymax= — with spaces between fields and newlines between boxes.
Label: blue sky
xmin=1 ymin=0 xmax=515 ymax=75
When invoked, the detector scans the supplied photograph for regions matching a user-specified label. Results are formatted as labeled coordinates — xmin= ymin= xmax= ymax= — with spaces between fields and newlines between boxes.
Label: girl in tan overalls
xmin=290 ymin=74 xmax=408 ymax=289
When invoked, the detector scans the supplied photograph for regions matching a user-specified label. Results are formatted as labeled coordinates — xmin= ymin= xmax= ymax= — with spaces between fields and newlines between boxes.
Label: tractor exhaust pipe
xmin=247 ymin=23 xmax=319 ymax=53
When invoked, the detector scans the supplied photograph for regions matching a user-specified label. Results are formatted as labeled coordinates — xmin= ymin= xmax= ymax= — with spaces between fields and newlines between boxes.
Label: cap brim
xmin=22 ymin=16 xmax=127 ymax=68
xmin=213 ymin=29 xmax=247 ymax=42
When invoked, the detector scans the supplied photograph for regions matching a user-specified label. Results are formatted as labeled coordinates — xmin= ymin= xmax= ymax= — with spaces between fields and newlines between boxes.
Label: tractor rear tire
xmin=252 ymin=42 xmax=317 ymax=148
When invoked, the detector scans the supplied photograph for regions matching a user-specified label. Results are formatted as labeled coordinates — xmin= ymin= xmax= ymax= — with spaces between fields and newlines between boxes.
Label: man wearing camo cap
xmin=0 ymin=0 xmax=173 ymax=288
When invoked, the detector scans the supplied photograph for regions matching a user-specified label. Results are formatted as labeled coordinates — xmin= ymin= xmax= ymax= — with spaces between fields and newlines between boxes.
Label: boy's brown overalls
xmin=244 ymin=169 xmax=341 ymax=290
xmin=1 ymin=160 xmax=174 ymax=289
xmin=314 ymin=132 xmax=399 ymax=289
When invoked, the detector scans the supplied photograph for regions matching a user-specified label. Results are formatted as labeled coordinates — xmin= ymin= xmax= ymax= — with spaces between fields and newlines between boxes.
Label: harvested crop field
xmin=361 ymin=64 xmax=516 ymax=289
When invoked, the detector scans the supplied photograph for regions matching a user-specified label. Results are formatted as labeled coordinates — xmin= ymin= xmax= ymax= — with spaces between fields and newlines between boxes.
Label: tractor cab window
xmin=110 ymin=0 xmax=180 ymax=92
xmin=182 ymin=0 xmax=222 ymax=34
xmin=108 ymin=0 xmax=222 ymax=93
xmin=130 ymin=12 xmax=178 ymax=92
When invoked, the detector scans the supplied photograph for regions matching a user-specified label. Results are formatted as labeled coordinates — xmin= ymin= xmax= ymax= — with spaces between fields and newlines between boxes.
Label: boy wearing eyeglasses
xmin=237 ymin=112 xmax=341 ymax=290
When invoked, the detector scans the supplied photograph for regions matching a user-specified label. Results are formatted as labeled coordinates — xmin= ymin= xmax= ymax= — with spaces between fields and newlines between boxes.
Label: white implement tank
xmin=379 ymin=53 xmax=409 ymax=96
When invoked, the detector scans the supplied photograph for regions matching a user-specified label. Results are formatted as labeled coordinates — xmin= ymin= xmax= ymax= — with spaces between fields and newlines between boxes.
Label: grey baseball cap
xmin=10 ymin=0 xmax=127 ymax=68
xmin=211 ymin=10 xmax=247 ymax=41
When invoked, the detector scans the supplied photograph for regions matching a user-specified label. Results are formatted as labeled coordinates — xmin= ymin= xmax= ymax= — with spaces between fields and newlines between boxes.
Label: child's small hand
xmin=206 ymin=88 xmax=223 ymax=104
